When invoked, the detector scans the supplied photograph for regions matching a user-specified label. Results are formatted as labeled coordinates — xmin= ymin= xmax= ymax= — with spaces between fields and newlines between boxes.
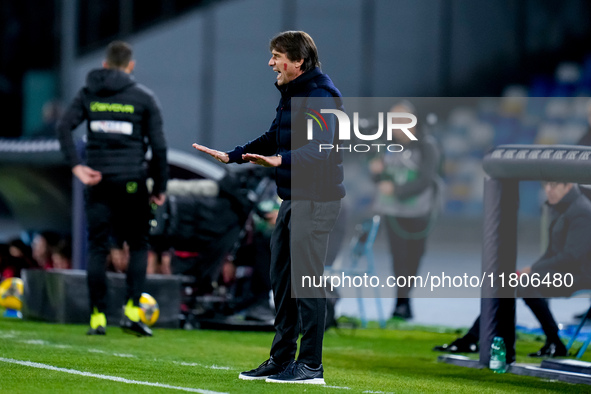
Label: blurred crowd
xmin=0 ymin=193 xmax=280 ymax=313
xmin=0 ymin=231 xmax=71 ymax=280
xmin=0 ymin=230 xmax=171 ymax=280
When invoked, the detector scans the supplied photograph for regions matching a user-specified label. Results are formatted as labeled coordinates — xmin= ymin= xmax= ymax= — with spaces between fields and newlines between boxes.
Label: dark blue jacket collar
xmin=275 ymin=68 xmax=323 ymax=98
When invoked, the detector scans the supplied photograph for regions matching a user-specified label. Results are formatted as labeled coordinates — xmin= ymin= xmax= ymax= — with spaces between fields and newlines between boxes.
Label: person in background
xmin=567 ymin=99 xmax=591 ymax=319
xmin=147 ymin=248 xmax=171 ymax=275
xmin=31 ymin=231 xmax=61 ymax=270
xmin=228 ymin=196 xmax=279 ymax=318
xmin=434 ymin=182 xmax=591 ymax=358
xmin=56 ymin=40 xmax=168 ymax=337
xmin=369 ymin=101 xmax=442 ymax=319
xmin=107 ymin=241 xmax=130 ymax=274
xmin=1 ymin=239 xmax=35 ymax=279
xmin=51 ymin=238 xmax=72 ymax=270
xmin=31 ymin=100 xmax=64 ymax=138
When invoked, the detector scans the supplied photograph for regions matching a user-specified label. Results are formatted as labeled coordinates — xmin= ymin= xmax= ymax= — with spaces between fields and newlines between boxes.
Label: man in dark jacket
xmin=57 ymin=41 xmax=168 ymax=337
xmin=194 ymin=31 xmax=344 ymax=385
xmin=434 ymin=182 xmax=591 ymax=357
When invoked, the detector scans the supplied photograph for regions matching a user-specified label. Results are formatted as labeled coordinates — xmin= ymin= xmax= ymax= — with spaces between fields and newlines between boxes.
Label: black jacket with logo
xmin=56 ymin=69 xmax=168 ymax=195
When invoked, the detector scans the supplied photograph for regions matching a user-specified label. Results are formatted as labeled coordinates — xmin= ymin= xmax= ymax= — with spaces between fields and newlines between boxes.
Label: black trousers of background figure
xmin=269 ymin=199 xmax=341 ymax=367
xmin=384 ymin=215 xmax=430 ymax=301
xmin=465 ymin=298 xmax=562 ymax=345
xmin=464 ymin=274 xmax=591 ymax=346
xmin=85 ymin=178 xmax=150 ymax=313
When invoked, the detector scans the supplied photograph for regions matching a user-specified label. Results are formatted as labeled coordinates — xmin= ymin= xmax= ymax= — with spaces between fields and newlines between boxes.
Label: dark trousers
xmin=384 ymin=215 xmax=430 ymax=301
xmin=467 ymin=298 xmax=560 ymax=345
xmin=269 ymin=199 xmax=341 ymax=366
xmin=466 ymin=280 xmax=589 ymax=345
xmin=518 ymin=276 xmax=591 ymax=344
xmin=85 ymin=179 xmax=150 ymax=313
xmin=521 ymin=298 xmax=561 ymax=343
xmin=517 ymin=285 xmax=566 ymax=344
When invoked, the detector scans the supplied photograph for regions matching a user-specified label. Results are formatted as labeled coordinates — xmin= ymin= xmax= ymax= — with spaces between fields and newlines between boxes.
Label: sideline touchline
xmin=0 ymin=357 xmax=227 ymax=394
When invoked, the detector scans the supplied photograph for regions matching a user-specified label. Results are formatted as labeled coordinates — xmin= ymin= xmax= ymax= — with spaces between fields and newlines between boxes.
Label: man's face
xmin=544 ymin=182 xmax=572 ymax=205
xmin=269 ymin=50 xmax=303 ymax=86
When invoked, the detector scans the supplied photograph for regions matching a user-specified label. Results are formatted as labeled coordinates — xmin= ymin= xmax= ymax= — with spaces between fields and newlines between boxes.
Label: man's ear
xmin=102 ymin=60 xmax=109 ymax=69
xmin=125 ymin=60 xmax=136 ymax=74
xmin=295 ymin=59 xmax=303 ymax=69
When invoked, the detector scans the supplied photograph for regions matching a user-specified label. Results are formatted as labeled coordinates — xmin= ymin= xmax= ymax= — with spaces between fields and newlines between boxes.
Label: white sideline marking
xmin=175 ymin=361 xmax=231 ymax=370
xmin=326 ymin=385 xmax=352 ymax=389
xmin=0 ymin=357 xmax=227 ymax=394
xmin=12 ymin=336 xmax=234 ymax=371
xmin=22 ymin=340 xmax=47 ymax=345
xmin=113 ymin=353 xmax=135 ymax=358
xmin=23 ymin=341 xmax=128 ymax=357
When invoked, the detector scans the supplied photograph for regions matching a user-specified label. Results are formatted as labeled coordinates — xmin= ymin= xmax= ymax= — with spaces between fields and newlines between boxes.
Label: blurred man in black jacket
xmin=435 ymin=182 xmax=591 ymax=357
xmin=57 ymin=41 xmax=168 ymax=336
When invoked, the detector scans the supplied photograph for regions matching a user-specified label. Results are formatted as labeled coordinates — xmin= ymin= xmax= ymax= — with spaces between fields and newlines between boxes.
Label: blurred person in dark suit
xmin=57 ymin=41 xmax=168 ymax=337
xmin=435 ymin=182 xmax=591 ymax=358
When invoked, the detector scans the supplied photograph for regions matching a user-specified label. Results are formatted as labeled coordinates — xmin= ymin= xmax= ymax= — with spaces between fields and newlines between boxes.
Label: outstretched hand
xmin=242 ymin=153 xmax=281 ymax=168
xmin=192 ymin=143 xmax=229 ymax=163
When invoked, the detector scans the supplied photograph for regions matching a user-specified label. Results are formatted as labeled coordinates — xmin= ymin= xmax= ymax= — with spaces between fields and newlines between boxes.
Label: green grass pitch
xmin=0 ymin=312 xmax=589 ymax=393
